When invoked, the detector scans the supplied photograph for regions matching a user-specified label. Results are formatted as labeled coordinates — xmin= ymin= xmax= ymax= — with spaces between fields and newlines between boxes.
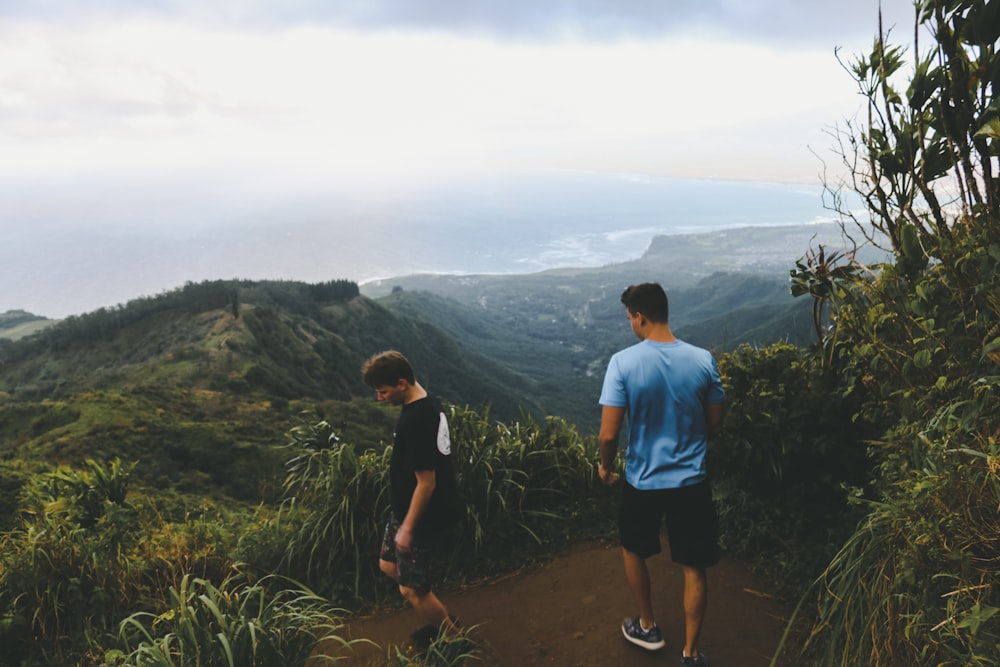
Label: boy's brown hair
xmin=361 ymin=350 xmax=416 ymax=388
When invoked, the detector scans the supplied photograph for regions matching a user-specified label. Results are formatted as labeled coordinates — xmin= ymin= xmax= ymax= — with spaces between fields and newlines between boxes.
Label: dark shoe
xmin=622 ymin=616 xmax=665 ymax=650
xmin=680 ymin=651 xmax=709 ymax=666
xmin=439 ymin=615 xmax=462 ymax=635
xmin=410 ymin=616 xmax=461 ymax=649
xmin=409 ymin=624 xmax=438 ymax=649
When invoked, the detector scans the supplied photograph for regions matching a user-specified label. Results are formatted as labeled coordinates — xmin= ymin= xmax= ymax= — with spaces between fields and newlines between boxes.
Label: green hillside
xmin=374 ymin=269 xmax=816 ymax=429
xmin=0 ymin=310 xmax=57 ymax=341
xmin=358 ymin=223 xmax=867 ymax=387
xmin=0 ymin=279 xmax=552 ymax=505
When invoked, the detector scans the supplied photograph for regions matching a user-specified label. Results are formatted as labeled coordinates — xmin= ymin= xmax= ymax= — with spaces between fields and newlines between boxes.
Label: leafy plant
xmin=384 ymin=625 xmax=483 ymax=666
xmin=0 ymin=459 xmax=141 ymax=665
xmin=277 ymin=429 xmax=391 ymax=603
xmin=449 ymin=406 xmax=605 ymax=557
xmin=274 ymin=404 xmax=613 ymax=605
xmin=772 ymin=0 xmax=1000 ymax=663
xmin=116 ymin=571 xmax=356 ymax=666
xmin=711 ymin=343 xmax=870 ymax=588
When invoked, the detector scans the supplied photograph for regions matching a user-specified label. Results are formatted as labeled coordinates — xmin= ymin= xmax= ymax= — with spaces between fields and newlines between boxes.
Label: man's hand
xmin=598 ymin=462 xmax=619 ymax=486
xmin=395 ymin=526 xmax=414 ymax=553
xmin=598 ymin=405 xmax=624 ymax=487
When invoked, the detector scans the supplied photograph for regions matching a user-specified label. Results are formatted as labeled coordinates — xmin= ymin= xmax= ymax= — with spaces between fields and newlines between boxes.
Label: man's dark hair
xmin=620 ymin=282 xmax=669 ymax=323
xmin=361 ymin=350 xmax=416 ymax=388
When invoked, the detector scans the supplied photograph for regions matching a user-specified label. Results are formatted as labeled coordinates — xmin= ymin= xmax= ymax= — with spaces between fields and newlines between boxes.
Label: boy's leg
xmin=395 ymin=535 xmax=457 ymax=632
xmin=400 ymin=585 xmax=451 ymax=628
xmin=379 ymin=519 xmax=400 ymax=581
xmin=380 ymin=557 xmax=398 ymax=580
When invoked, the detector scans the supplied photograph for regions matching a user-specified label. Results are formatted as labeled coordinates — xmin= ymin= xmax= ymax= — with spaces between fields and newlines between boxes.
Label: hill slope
xmin=0 ymin=280 xmax=549 ymax=504
xmin=371 ymin=272 xmax=813 ymax=430
xmin=0 ymin=310 xmax=57 ymax=341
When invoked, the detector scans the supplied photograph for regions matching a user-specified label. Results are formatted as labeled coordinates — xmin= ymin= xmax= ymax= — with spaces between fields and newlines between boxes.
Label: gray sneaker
xmin=622 ymin=617 xmax=665 ymax=650
xmin=680 ymin=651 xmax=708 ymax=666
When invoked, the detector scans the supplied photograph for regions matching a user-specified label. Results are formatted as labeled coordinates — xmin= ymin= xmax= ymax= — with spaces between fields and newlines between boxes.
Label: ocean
xmin=2 ymin=169 xmax=839 ymax=319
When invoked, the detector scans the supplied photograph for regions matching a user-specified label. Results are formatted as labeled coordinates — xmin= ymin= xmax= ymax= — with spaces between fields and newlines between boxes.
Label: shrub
xmin=115 ymin=571 xmax=354 ymax=666
xmin=711 ymin=343 xmax=871 ymax=587
xmin=0 ymin=459 xmax=140 ymax=664
xmin=275 ymin=405 xmax=612 ymax=603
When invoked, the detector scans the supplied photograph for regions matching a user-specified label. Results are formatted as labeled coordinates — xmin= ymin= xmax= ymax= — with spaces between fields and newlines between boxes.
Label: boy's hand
xmin=598 ymin=463 xmax=619 ymax=486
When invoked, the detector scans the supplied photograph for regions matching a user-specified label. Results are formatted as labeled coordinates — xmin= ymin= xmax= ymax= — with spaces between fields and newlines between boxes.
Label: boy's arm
xmin=396 ymin=469 xmax=436 ymax=552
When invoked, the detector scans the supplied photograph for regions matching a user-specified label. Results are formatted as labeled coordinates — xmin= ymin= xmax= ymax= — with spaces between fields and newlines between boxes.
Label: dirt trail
xmin=326 ymin=540 xmax=792 ymax=666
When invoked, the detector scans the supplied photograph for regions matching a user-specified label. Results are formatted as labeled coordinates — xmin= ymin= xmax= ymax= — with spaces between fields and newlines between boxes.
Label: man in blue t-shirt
xmin=598 ymin=282 xmax=725 ymax=667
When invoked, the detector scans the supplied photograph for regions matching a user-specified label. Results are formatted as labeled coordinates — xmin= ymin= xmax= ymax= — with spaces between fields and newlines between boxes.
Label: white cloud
xmin=0 ymin=17 xmax=869 ymax=185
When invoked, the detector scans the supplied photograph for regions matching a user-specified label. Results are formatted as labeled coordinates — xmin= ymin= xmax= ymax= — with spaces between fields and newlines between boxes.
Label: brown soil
xmin=322 ymin=540 xmax=793 ymax=666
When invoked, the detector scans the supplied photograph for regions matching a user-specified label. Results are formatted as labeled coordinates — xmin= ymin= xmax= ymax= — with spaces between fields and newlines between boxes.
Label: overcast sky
xmin=1 ymin=1 xmax=922 ymax=318
xmin=1 ymin=0 xmax=916 ymax=188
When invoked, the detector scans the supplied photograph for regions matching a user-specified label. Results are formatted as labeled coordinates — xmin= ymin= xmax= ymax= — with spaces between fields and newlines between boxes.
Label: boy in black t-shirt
xmin=362 ymin=350 xmax=459 ymax=648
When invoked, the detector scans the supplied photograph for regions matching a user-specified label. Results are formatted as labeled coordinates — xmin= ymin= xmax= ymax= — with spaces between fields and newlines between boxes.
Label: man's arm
xmin=598 ymin=405 xmax=625 ymax=485
xmin=396 ymin=469 xmax=436 ymax=552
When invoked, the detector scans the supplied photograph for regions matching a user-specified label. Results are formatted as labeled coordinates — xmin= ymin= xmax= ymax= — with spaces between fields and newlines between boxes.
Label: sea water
xmin=380 ymin=169 xmax=834 ymax=275
xmin=2 ymin=168 xmax=840 ymax=318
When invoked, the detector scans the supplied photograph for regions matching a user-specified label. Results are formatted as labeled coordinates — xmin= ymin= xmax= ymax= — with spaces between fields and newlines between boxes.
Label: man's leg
xmin=395 ymin=539 xmax=459 ymax=636
xmin=379 ymin=519 xmax=401 ymax=582
xmin=399 ymin=586 xmax=454 ymax=630
xmin=623 ymin=547 xmax=656 ymax=629
xmin=681 ymin=564 xmax=708 ymax=658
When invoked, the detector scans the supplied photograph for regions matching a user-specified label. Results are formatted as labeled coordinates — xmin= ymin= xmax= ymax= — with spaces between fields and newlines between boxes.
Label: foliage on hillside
xmin=365 ymin=262 xmax=816 ymax=356
xmin=1 ymin=242 xmax=826 ymax=480
xmin=0 ymin=405 xmax=611 ymax=666
xmin=0 ymin=277 xmax=546 ymax=419
xmin=765 ymin=1 xmax=1000 ymax=663
xmin=373 ymin=270 xmax=820 ymax=430
xmin=709 ymin=343 xmax=872 ymax=590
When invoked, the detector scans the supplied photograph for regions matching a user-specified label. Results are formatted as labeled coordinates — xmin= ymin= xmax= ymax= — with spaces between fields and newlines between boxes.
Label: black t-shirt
xmin=389 ymin=396 xmax=458 ymax=538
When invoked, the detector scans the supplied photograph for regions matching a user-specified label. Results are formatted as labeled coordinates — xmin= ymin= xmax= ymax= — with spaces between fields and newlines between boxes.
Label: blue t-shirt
xmin=599 ymin=339 xmax=725 ymax=490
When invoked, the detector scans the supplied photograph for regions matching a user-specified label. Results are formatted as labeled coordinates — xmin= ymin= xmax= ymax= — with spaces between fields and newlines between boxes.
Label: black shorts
xmin=380 ymin=516 xmax=437 ymax=595
xmin=619 ymin=479 xmax=720 ymax=567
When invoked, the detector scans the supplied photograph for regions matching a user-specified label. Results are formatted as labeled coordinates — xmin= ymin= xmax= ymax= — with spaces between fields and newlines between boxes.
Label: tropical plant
xmin=710 ymin=343 xmax=870 ymax=588
xmin=775 ymin=1 xmax=1000 ymax=663
xmin=277 ymin=426 xmax=391 ymax=603
xmin=789 ymin=244 xmax=863 ymax=357
xmin=115 ymin=571 xmax=356 ymax=666
xmin=383 ymin=625 xmax=483 ymax=666
xmin=449 ymin=406 xmax=597 ymax=550
xmin=273 ymin=403 xmax=612 ymax=605
xmin=0 ymin=458 xmax=141 ymax=665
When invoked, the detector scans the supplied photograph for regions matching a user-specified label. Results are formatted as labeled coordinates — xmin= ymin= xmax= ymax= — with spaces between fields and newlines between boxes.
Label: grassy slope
xmin=0 ymin=310 xmax=57 ymax=341
xmin=0 ymin=285 xmax=551 ymax=506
